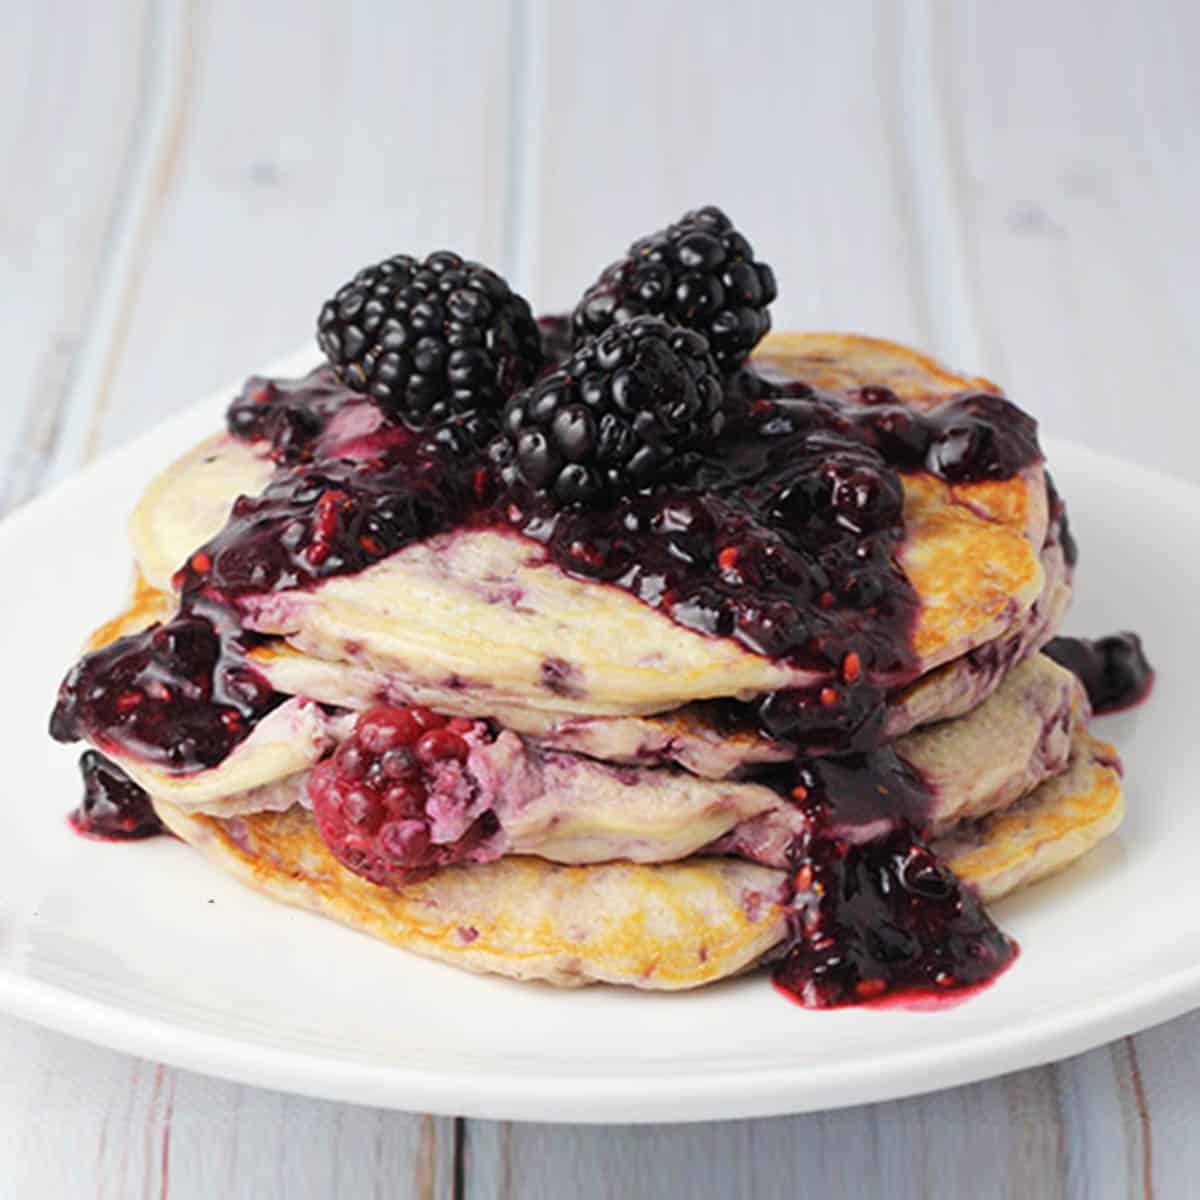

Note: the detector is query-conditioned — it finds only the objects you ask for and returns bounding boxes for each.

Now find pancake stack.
[50,212,1141,1007]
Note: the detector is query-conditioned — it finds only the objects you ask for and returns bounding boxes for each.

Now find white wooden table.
[3,1,1198,1194]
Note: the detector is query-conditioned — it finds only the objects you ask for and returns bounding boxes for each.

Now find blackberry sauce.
[70,751,163,840]
[51,593,282,774]
[536,314,574,366]
[51,330,1048,1008]
[226,367,349,464]
[1044,633,1154,715]
[775,825,1015,1007]
[758,748,1014,1007]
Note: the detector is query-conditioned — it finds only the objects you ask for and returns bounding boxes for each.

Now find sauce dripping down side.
[70,751,162,840]
[766,751,1016,1008]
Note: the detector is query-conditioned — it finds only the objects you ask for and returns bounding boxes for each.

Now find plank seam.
[1123,1037,1155,1198]
[39,0,201,488]
[453,1115,466,1200]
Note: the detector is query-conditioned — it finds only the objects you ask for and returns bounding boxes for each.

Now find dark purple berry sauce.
[50,594,282,773]
[774,823,1015,1008]
[536,314,574,366]
[50,342,1044,769]
[1044,633,1154,715]
[226,368,349,464]
[503,365,1041,752]
[50,380,485,774]
[69,751,163,840]
[759,747,1013,1008]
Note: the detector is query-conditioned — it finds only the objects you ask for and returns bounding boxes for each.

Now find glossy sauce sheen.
[1044,633,1154,714]
[48,326,1089,1009]
[70,751,163,840]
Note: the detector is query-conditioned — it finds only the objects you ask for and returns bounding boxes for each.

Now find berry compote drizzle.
[1044,632,1154,714]
[70,751,163,840]
[754,746,1016,1007]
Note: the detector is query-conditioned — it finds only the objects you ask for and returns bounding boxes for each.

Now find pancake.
[131,432,275,594]
[245,523,1069,771]
[152,727,1121,990]
[889,532,1071,735]
[76,572,1083,867]
[933,733,1124,902]
[154,798,789,989]
[128,333,1051,723]
[95,520,1066,790]
[145,651,1080,869]
[750,332,998,406]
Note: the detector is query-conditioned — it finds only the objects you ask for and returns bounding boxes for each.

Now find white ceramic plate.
[0,352,1192,1124]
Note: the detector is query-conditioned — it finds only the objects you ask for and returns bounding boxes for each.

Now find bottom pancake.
[153,730,1122,991]
[154,798,788,988]
[933,732,1124,902]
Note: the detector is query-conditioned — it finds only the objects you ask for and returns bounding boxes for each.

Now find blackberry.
[308,705,499,886]
[501,316,723,505]
[316,251,543,425]
[572,206,777,371]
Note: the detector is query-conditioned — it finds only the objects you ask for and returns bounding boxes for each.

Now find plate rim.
[1,953,1197,1123]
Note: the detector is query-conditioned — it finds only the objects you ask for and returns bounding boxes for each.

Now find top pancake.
[130,333,1048,718]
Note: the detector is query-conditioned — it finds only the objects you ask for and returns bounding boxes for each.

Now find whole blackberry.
[572,206,777,371]
[316,251,543,424]
[309,704,500,886]
[501,316,723,505]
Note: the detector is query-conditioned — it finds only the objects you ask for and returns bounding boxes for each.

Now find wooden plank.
[462,1075,1031,1200]
[469,1,1063,1187]
[0,1015,454,1199]
[465,0,1197,1195]
[518,0,931,345]
[463,1041,1166,1200]
[934,0,1200,474]
[472,1,1014,1191]
[0,0,154,513]
[1121,1014,1200,1198]
[934,5,1200,1190]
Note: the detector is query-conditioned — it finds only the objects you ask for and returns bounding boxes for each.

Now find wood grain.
[2,0,1198,1195]
[521,0,930,345]
[0,1015,454,1198]
[936,0,1200,476]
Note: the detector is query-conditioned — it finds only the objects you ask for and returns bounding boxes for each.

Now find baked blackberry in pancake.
[49,213,1151,1008]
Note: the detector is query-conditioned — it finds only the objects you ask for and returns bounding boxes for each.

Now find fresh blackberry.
[501,316,723,505]
[572,206,777,371]
[316,251,543,425]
